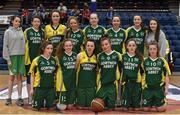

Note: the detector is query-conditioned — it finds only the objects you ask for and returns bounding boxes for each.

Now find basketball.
[91,98,105,112]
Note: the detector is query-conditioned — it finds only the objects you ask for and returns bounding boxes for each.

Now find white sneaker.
[28,97,32,105]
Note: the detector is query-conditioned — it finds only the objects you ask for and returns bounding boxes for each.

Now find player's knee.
[156,106,166,112]
[143,107,150,112]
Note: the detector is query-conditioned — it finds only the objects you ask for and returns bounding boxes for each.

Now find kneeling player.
[142,41,171,112]
[29,41,58,110]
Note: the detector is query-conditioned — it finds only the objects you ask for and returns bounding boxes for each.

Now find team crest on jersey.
[130,32,134,36]
[119,33,124,37]
[157,61,162,66]
[112,55,117,60]
[140,32,144,36]
[98,29,102,33]
[51,60,55,65]
[136,33,139,37]
[115,33,118,37]
[134,58,139,62]
[100,55,105,60]
[87,29,91,33]
[109,33,113,37]
[107,56,110,60]
[30,31,34,36]
[63,56,67,61]
[146,61,150,66]
[77,34,81,38]
[40,61,45,65]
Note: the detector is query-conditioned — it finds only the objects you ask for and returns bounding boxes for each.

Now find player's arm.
[75,53,81,70]
[125,27,130,42]
[122,29,127,54]
[80,29,85,52]
[24,29,31,65]
[29,57,38,96]
[141,61,146,89]
[96,54,101,92]
[162,57,171,95]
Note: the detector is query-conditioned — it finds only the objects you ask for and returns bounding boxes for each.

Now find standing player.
[126,15,146,55]
[56,39,77,110]
[3,16,26,106]
[106,16,126,54]
[121,39,143,111]
[24,15,44,104]
[145,18,167,58]
[96,36,121,110]
[83,13,106,54]
[30,41,58,110]
[65,16,84,54]
[76,39,97,109]
[44,9,66,54]
[142,41,171,112]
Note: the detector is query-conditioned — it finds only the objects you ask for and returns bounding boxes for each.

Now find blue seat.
[171,45,175,52]
[175,30,180,35]
[174,58,180,65]
[163,25,172,30]
[165,30,175,35]
[175,46,180,52]
[173,52,180,58]
[0,64,8,70]
[171,40,180,46]
[0,44,2,50]
[0,57,6,64]
[168,34,178,40]
[173,25,180,30]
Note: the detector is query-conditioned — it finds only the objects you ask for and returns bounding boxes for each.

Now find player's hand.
[7,60,12,66]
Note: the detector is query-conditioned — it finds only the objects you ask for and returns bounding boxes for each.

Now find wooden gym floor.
[0,74,180,114]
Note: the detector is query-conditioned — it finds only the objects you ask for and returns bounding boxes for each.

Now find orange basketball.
[91,98,105,112]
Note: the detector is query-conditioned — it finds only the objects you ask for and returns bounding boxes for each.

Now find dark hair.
[10,15,21,26]
[85,39,96,55]
[112,15,121,21]
[133,15,144,29]
[148,18,160,42]
[125,38,143,61]
[31,15,42,22]
[147,40,159,57]
[56,39,73,60]
[50,9,61,24]
[67,16,79,28]
[112,15,121,26]
[39,41,53,54]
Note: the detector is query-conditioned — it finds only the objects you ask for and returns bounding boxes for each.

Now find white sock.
[18,95,22,99]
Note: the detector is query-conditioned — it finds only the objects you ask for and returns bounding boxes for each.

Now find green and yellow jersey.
[76,51,97,88]
[98,50,121,85]
[121,53,142,83]
[60,52,77,90]
[83,25,106,53]
[24,27,44,65]
[29,55,58,88]
[44,24,66,48]
[65,29,84,53]
[107,27,126,53]
[142,57,171,88]
[126,26,146,54]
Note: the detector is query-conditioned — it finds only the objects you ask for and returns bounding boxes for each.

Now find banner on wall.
[0,15,12,25]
